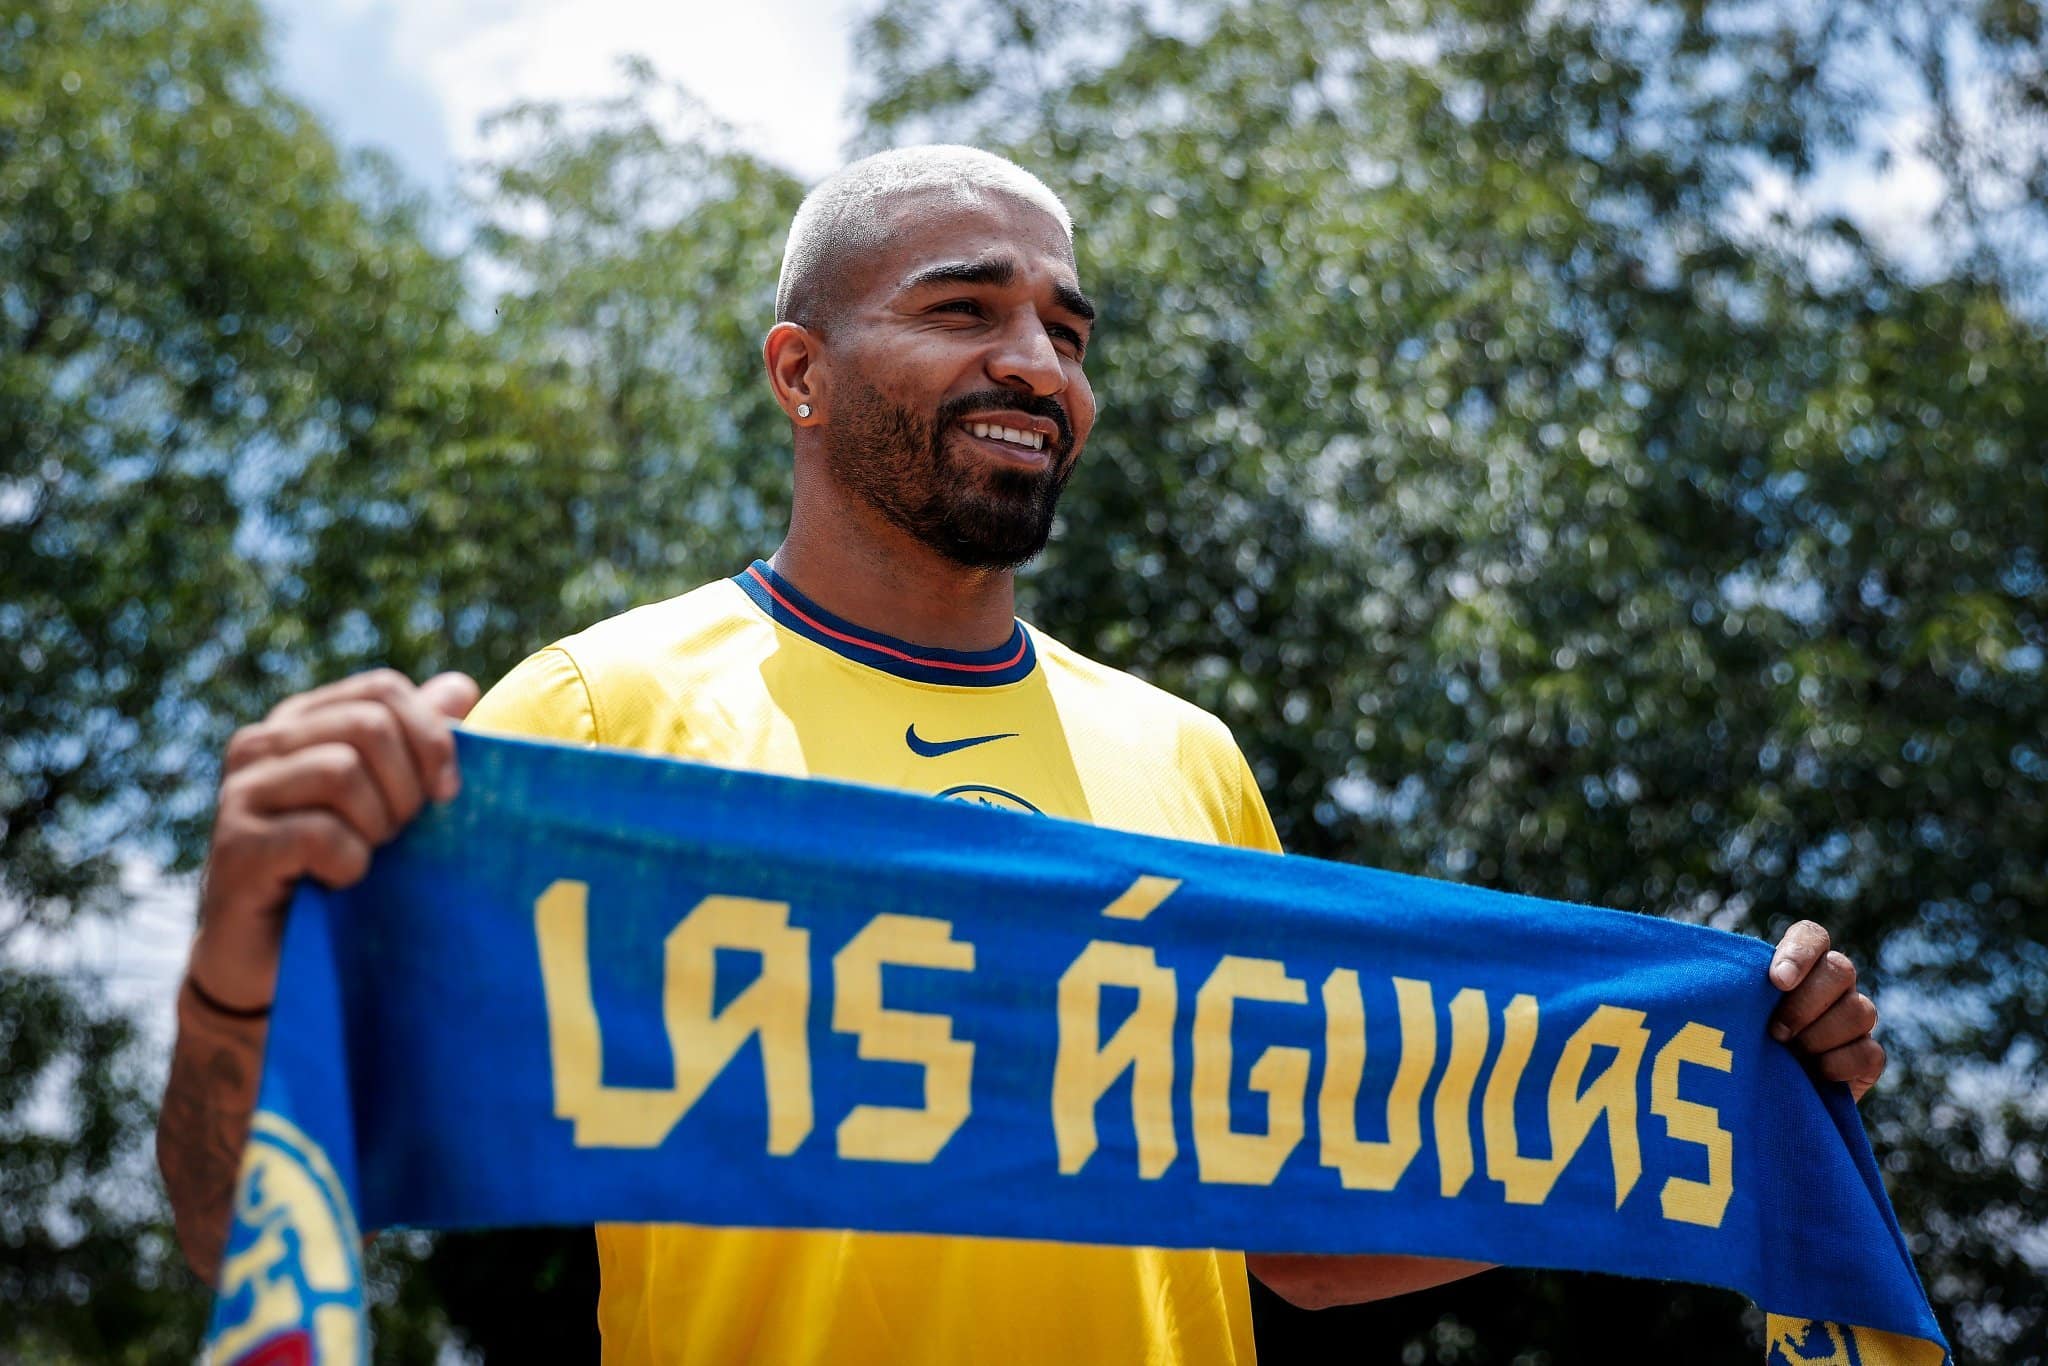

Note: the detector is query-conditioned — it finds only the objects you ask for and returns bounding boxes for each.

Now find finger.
[193,778,378,1001]
[1793,990,1878,1056]
[266,667,415,724]
[235,743,396,846]
[204,800,376,929]
[264,809,374,889]
[302,670,462,802]
[1771,949,1857,1041]
[1814,1038,1886,1098]
[224,701,423,828]
[420,671,481,721]
[1768,919,1831,991]
[373,677,464,802]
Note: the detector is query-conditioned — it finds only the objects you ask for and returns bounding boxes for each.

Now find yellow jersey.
[467,559,1282,1366]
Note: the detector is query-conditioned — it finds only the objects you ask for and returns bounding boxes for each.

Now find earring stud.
[796,403,812,419]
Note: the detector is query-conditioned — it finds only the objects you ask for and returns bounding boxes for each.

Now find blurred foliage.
[1,0,470,1356]
[275,60,802,696]
[856,1,2048,1359]
[0,965,201,1363]
[2,0,2044,1361]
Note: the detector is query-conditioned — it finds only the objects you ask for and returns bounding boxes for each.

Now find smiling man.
[159,146,1887,1364]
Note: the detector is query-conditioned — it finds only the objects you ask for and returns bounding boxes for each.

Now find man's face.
[815,192,1097,571]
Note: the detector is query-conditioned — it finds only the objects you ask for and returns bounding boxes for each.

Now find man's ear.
[764,322,824,426]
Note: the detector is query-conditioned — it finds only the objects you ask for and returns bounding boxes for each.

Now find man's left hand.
[1767,920,1885,1101]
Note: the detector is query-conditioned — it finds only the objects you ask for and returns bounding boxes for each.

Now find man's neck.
[770,494,1018,654]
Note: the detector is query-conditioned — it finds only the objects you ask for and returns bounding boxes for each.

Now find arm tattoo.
[158,984,266,1286]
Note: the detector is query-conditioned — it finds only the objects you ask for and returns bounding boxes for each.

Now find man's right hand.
[161,668,477,1283]
[187,669,480,1011]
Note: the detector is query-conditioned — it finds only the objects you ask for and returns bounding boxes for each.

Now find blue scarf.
[206,732,1947,1365]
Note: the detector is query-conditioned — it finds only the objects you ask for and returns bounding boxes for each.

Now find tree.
[849,1,2048,1360]
[1,0,469,1354]
[3,7,803,1354]
[275,61,804,694]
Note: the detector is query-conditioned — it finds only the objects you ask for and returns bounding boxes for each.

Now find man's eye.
[934,300,984,316]
[1049,325,1086,355]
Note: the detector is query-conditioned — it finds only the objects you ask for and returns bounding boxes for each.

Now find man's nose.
[987,312,1066,396]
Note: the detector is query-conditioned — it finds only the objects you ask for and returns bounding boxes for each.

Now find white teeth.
[964,421,1046,452]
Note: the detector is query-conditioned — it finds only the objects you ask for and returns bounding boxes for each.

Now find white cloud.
[266,0,459,190]
[265,0,859,194]
[1811,109,1951,280]
[1725,104,1953,287]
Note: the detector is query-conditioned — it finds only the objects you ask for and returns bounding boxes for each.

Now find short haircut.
[774,145,1075,330]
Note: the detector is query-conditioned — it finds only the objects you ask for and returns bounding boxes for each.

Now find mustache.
[935,389,1074,453]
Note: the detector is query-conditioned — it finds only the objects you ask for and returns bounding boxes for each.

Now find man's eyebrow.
[900,259,1017,293]
[1051,281,1097,324]
[899,258,1098,324]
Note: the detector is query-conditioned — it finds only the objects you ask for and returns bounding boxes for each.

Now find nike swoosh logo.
[905,724,1018,758]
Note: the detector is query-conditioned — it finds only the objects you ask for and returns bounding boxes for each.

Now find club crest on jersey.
[206,1111,365,1366]
[937,782,1042,814]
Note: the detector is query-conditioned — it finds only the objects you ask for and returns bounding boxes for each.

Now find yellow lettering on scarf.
[1653,1022,1735,1227]
[1483,998,1650,1208]
[1434,987,1491,1196]
[531,871,1753,1233]
[1193,956,1311,1186]
[833,914,977,1163]
[1319,973,1435,1191]
[1053,938,1179,1178]
[535,880,813,1152]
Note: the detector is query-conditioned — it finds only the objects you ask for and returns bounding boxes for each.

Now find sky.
[264,0,1954,274]
[263,0,862,198]
[249,0,1971,287]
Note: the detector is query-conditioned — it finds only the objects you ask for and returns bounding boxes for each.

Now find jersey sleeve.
[1229,747,1284,855]
[463,646,598,745]
[1178,708,1285,855]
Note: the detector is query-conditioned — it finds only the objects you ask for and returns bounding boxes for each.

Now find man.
[159,146,1887,1363]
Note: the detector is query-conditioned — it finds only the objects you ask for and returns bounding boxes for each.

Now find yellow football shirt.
[466,560,1283,1366]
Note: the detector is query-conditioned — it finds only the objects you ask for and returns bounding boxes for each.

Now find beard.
[821,384,1077,571]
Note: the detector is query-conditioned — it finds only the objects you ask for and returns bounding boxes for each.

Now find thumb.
[421,671,482,721]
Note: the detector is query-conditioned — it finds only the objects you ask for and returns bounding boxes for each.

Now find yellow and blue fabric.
[208,733,1948,1366]
[205,565,1947,1366]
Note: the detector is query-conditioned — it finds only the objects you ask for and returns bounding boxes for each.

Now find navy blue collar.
[732,561,1038,687]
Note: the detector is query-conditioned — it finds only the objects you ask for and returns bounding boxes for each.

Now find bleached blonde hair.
[775,145,1074,326]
